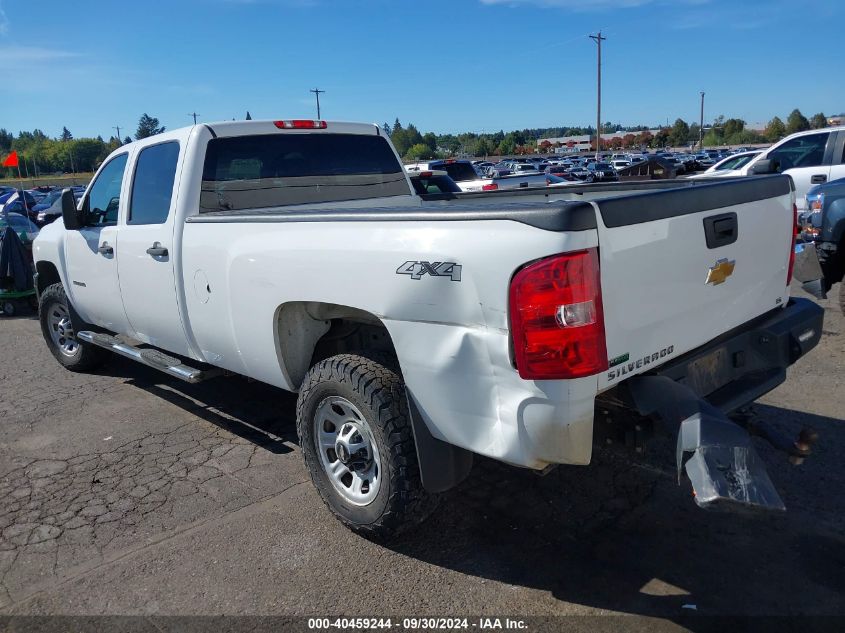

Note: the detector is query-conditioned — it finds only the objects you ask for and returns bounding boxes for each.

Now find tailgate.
[595,176,795,392]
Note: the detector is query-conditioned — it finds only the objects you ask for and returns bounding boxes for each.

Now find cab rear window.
[200,133,408,211]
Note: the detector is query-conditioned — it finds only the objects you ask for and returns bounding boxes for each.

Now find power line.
[589,31,606,159]
[310,88,325,119]
[188,112,201,124]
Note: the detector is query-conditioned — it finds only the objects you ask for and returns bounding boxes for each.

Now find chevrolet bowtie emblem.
[706,258,736,286]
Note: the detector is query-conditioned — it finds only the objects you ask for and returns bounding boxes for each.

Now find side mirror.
[61,188,83,230]
[750,158,777,175]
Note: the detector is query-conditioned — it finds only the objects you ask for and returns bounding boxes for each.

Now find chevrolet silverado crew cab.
[34,119,824,537]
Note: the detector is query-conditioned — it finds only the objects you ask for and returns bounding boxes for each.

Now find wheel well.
[276,302,396,390]
[35,261,61,295]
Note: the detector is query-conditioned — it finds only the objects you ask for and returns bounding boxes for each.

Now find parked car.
[32,189,63,214]
[36,189,83,226]
[1,190,39,223]
[689,151,762,180]
[479,172,554,191]
[406,159,486,192]
[0,211,40,244]
[586,162,618,182]
[799,178,845,310]
[568,164,591,180]
[695,153,715,168]
[545,165,578,180]
[744,126,845,211]
[407,170,462,196]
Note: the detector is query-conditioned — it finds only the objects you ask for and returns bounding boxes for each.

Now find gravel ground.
[0,284,843,630]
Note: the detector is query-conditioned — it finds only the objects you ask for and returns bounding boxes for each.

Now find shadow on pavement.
[104,356,298,455]
[87,356,845,622]
[388,403,845,622]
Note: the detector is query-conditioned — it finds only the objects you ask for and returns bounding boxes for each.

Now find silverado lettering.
[606,346,675,381]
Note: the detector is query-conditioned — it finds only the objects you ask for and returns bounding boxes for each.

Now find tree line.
[388,108,834,159]
[1,113,166,177]
[3,108,836,178]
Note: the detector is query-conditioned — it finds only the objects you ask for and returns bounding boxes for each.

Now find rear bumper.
[647,298,823,413]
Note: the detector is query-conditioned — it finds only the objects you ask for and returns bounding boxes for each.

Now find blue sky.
[1,0,842,139]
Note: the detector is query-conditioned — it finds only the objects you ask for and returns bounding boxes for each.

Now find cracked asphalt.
[0,284,844,627]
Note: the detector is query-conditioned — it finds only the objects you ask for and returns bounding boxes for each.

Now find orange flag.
[2,150,18,168]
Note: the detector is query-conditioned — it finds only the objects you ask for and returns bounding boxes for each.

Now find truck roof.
[201,119,383,138]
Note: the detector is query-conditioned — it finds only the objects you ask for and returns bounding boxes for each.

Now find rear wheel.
[39,283,106,371]
[296,353,436,539]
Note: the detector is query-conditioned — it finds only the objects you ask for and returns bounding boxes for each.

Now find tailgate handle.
[703,212,738,249]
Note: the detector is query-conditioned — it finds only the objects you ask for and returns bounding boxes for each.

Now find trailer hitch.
[625,376,786,512]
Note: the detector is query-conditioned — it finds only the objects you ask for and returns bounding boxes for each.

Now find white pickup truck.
[34,119,824,537]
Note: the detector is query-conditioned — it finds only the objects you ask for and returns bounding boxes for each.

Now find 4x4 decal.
[396,261,462,282]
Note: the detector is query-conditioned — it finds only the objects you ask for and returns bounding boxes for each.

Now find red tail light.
[482,183,498,191]
[787,203,798,286]
[273,120,327,129]
[419,171,433,178]
[509,249,607,380]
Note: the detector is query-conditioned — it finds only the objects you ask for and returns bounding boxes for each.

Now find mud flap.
[626,376,785,512]
[793,243,827,300]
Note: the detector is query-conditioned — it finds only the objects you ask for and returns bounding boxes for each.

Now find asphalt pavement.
[0,284,843,630]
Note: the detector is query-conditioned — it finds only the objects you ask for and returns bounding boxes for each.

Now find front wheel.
[296,354,437,539]
[39,283,106,372]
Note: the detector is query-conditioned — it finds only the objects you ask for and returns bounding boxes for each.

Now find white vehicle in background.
[611,159,632,170]
[33,118,823,538]
[743,126,845,210]
[405,159,488,192]
[689,151,762,180]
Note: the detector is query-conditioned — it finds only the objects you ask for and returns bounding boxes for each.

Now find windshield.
[411,175,461,195]
[42,190,62,206]
[434,162,479,182]
[0,212,38,234]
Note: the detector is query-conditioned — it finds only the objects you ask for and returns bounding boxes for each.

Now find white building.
[538,129,664,153]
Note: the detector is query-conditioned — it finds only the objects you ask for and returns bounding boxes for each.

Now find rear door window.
[129,141,180,225]
[200,133,408,211]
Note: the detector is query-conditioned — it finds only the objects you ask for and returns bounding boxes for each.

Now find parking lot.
[0,284,844,626]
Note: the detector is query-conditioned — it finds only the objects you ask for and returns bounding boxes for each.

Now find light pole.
[699,91,705,150]
[589,31,606,159]
[310,88,325,119]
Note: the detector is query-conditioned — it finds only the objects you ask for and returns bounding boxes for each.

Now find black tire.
[296,353,437,539]
[2,301,14,316]
[39,283,106,372]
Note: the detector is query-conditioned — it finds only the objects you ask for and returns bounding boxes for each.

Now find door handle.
[146,242,169,257]
[810,174,827,184]
[97,242,114,255]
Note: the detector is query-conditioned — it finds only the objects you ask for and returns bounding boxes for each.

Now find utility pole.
[188,112,200,125]
[310,88,325,119]
[589,32,606,160]
[113,126,122,144]
[699,91,705,150]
